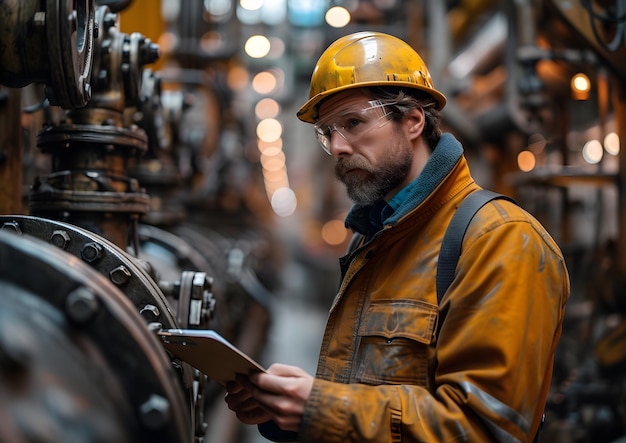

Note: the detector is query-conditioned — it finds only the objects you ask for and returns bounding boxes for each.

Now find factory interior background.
[1,0,626,442]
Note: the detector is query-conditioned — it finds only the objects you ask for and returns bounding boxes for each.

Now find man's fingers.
[224,384,273,425]
[266,363,309,377]
[225,380,245,394]
[247,364,311,394]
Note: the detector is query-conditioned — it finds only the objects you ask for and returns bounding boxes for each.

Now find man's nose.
[328,129,353,157]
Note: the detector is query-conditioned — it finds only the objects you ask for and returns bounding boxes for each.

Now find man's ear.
[404,107,425,141]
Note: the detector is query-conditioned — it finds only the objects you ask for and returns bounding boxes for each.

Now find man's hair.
[365,87,442,151]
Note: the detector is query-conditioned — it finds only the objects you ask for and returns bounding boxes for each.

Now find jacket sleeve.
[297,212,569,443]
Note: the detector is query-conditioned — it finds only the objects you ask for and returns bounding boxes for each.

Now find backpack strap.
[435,190,546,441]
[436,190,517,304]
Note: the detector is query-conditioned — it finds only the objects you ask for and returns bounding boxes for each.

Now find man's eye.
[345,118,362,130]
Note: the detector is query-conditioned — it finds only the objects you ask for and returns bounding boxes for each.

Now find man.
[225,31,569,443]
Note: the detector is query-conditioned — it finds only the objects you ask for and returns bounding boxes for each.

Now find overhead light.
[517,150,536,172]
[582,139,603,164]
[270,187,297,218]
[321,219,348,245]
[226,65,249,91]
[255,98,281,119]
[245,35,271,58]
[604,132,620,156]
[571,72,590,100]
[325,6,350,28]
[256,118,282,142]
[240,0,263,11]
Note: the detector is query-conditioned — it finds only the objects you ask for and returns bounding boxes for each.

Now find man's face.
[317,90,413,206]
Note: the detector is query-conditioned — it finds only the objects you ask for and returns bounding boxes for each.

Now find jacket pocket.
[355,299,438,386]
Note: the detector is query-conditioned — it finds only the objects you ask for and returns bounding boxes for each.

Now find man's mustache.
[335,157,373,177]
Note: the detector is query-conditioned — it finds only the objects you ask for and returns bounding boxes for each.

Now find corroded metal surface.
[0,0,95,108]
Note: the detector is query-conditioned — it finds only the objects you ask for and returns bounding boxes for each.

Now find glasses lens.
[314,125,333,154]
[314,101,392,154]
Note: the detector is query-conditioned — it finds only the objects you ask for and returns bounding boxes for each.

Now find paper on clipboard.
[158,329,266,385]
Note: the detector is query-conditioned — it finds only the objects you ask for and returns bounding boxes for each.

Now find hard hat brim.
[296,81,447,124]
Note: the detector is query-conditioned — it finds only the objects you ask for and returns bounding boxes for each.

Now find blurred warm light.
[259,145,282,156]
[261,158,285,173]
[258,138,282,152]
[604,132,620,156]
[270,187,297,217]
[255,98,280,119]
[263,168,288,183]
[265,180,286,197]
[582,139,603,164]
[325,6,351,28]
[240,0,263,10]
[226,65,250,91]
[260,151,286,171]
[200,31,224,53]
[267,37,286,59]
[517,150,536,172]
[256,118,282,142]
[571,73,590,100]
[571,73,590,92]
[252,71,277,94]
[157,32,178,53]
[321,219,348,245]
[244,34,271,58]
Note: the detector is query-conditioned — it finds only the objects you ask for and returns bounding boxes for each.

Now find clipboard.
[158,329,266,385]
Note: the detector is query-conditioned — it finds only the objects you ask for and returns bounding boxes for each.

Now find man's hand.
[225,363,314,432]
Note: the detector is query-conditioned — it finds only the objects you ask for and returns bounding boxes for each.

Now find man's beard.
[334,144,413,206]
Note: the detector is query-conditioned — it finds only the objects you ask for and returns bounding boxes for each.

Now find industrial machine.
[0,1,272,441]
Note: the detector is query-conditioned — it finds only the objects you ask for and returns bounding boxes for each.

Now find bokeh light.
[321,219,348,245]
[582,139,603,164]
[325,6,351,28]
[244,34,271,58]
[517,150,536,172]
[604,132,620,156]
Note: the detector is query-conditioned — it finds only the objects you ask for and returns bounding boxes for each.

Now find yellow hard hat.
[297,31,447,123]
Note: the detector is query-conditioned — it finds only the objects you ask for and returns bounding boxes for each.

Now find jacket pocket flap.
[358,299,438,345]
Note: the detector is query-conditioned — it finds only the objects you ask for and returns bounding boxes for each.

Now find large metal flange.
[0,215,175,327]
[45,0,96,108]
[0,228,193,442]
[36,121,149,156]
[28,181,151,217]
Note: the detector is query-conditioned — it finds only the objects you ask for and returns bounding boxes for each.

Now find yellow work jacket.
[261,134,569,442]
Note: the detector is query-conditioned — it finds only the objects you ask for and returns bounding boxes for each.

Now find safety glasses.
[314,100,394,154]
